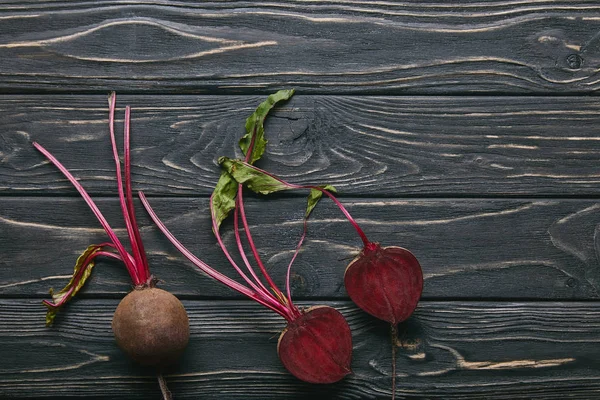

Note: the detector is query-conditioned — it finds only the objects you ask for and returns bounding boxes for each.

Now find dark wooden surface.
[1,2,600,399]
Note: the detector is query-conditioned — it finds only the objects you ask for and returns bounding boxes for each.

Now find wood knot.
[566,54,583,69]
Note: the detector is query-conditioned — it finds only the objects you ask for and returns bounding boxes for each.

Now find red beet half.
[344,244,423,325]
[113,287,190,367]
[278,306,352,384]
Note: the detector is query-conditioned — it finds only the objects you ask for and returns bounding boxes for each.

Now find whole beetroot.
[34,93,189,399]
[112,287,190,367]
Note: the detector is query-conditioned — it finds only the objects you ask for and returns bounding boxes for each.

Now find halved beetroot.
[344,244,423,325]
[277,306,352,384]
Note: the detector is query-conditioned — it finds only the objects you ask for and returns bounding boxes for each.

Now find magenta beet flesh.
[277,306,352,384]
[344,244,423,325]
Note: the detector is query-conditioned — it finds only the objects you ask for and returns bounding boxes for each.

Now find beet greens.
[140,90,353,383]
[218,116,423,400]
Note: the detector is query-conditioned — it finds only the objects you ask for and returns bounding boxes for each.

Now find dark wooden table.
[2,2,600,399]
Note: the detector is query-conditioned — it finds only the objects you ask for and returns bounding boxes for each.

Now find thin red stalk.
[233,197,273,297]
[32,142,140,284]
[102,242,137,267]
[206,195,280,300]
[234,122,298,317]
[238,124,284,296]
[210,194,294,320]
[95,250,125,261]
[139,191,293,320]
[209,196,279,301]
[284,218,308,319]
[240,161,371,247]
[123,104,150,281]
[237,188,286,296]
[308,187,371,248]
[107,93,145,282]
[42,248,124,308]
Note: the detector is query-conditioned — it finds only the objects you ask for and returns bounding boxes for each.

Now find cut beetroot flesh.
[277,306,352,384]
[344,244,423,325]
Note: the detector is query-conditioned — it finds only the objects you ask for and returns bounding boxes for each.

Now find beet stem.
[107,93,145,285]
[157,373,173,400]
[235,122,298,318]
[123,103,150,281]
[239,123,286,301]
[139,191,293,320]
[237,188,287,299]
[284,217,308,319]
[313,188,371,248]
[209,117,299,319]
[32,142,139,283]
[209,193,293,319]
[234,161,372,247]
[210,193,295,320]
[391,324,398,400]
[234,196,273,297]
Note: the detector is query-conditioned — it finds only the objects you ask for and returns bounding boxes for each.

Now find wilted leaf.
[44,244,104,326]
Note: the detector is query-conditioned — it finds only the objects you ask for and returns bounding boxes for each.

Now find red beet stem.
[238,123,288,303]
[209,192,293,318]
[232,160,372,248]
[123,104,150,280]
[284,218,308,319]
[237,188,288,299]
[32,142,141,284]
[139,191,295,321]
[311,187,371,248]
[234,196,272,296]
[107,93,148,284]
[232,123,300,317]
[208,193,296,320]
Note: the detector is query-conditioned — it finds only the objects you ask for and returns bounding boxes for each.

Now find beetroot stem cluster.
[35,93,152,320]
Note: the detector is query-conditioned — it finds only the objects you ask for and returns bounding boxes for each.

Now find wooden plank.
[2,197,599,299]
[0,2,599,93]
[2,95,600,196]
[1,299,599,399]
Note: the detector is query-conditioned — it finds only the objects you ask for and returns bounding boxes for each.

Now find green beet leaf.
[211,169,240,231]
[239,89,295,165]
[305,185,337,218]
[219,157,336,219]
[211,89,295,232]
[219,157,289,194]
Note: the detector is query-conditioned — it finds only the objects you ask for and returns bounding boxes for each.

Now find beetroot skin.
[112,287,190,367]
[277,306,352,384]
[344,244,423,325]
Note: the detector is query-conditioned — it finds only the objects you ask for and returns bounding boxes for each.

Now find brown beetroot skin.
[345,244,423,325]
[112,287,190,367]
[277,306,352,384]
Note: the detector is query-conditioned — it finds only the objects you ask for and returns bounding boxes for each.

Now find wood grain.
[2,197,599,299]
[2,95,600,196]
[0,2,599,93]
[1,299,599,399]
